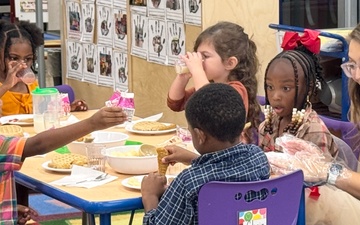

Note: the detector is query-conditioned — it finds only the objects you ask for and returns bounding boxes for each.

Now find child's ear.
[194,128,206,145]
[225,56,238,70]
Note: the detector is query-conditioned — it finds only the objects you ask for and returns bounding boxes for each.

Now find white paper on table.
[49,165,118,189]
[60,115,80,126]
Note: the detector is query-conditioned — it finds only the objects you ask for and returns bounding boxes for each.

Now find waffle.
[48,153,88,169]
[156,147,169,176]
[76,134,94,143]
[133,121,176,131]
[0,125,24,137]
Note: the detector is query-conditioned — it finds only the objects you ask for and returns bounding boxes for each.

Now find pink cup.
[16,67,36,84]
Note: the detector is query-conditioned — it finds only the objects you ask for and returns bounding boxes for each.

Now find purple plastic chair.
[53,84,75,103]
[198,170,305,225]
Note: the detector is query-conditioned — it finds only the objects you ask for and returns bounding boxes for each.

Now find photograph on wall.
[113,0,127,8]
[167,21,185,65]
[113,7,128,50]
[82,43,98,84]
[130,0,147,6]
[114,50,129,92]
[14,0,48,23]
[131,11,148,59]
[66,1,82,40]
[66,40,83,81]
[165,0,183,22]
[97,45,115,87]
[96,4,114,45]
[184,0,201,26]
[147,0,166,18]
[81,2,95,43]
[148,18,167,64]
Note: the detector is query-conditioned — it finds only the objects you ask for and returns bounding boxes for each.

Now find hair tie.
[281,29,321,54]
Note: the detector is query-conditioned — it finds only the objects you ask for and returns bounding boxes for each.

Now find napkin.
[49,165,117,188]
[60,115,80,127]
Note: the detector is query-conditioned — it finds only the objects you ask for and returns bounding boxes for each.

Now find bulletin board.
[14,0,48,23]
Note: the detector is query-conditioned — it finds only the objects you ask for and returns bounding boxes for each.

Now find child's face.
[5,40,33,72]
[196,42,229,82]
[265,59,307,119]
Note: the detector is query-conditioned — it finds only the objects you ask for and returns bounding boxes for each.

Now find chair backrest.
[198,170,305,225]
[53,84,75,103]
[332,134,359,171]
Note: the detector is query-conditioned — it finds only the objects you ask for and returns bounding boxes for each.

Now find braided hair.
[193,21,261,144]
[0,20,44,73]
[263,45,325,135]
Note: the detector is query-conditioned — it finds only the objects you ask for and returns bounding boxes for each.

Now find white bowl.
[67,131,129,156]
[103,145,158,175]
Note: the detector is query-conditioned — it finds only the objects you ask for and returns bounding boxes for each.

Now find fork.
[75,173,108,184]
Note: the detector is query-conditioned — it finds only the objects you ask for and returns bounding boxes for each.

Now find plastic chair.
[332,134,359,171]
[198,170,305,225]
[53,84,75,103]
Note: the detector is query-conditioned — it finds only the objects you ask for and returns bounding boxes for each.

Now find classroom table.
[15,110,184,225]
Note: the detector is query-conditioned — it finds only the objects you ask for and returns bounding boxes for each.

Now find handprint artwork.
[169,23,183,55]
[115,12,127,40]
[116,54,127,83]
[188,0,200,13]
[151,21,165,57]
[69,43,81,71]
[100,7,111,36]
[134,16,146,48]
[166,0,181,10]
[85,45,96,73]
[151,0,161,8]
[99,51,112,77]
[83,4,94,33]
[69,3,80,31]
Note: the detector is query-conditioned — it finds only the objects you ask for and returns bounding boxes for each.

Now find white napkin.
[49,165,118,188]
[60,115,80,126]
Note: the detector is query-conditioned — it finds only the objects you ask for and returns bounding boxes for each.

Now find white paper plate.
[125,122,176,135]
[121,175,176,190]
[42,161,72,173]
[0,114,34,126]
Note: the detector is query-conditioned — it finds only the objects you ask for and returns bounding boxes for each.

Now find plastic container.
[119,92,135,122]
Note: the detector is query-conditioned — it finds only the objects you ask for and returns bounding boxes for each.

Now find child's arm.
[22,107,127,159]
[168,72,192,101]
[335,169,360,200]
[141,172,167,212]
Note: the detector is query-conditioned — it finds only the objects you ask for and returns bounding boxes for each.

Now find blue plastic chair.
[198,170,305,225]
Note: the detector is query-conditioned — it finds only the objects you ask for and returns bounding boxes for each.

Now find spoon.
[139,144,157,156]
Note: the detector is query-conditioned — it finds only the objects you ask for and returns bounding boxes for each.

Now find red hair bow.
[281,29,321,54]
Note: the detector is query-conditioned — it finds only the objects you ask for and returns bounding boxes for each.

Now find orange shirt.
[0,81,38,116]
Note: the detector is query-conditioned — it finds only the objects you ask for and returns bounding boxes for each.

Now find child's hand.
[141,172,167,199]
[17,204,38,225]
[180,52,204,75]
[3,61,26,88]
[88,106,127,129]
[70,99,88,111]
[162,145,198,165]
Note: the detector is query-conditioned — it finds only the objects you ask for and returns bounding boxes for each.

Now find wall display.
[66,40,84,81]
[167,21,185,65]
[82,43,98,84]
[147,0,166,17]
[113,0,127,8]
[184,0,201,26]
[81,2,95,43]
[97,45,115,87]
[97,0,113,6]
[113,7,128,50]
[15,0,48,23]
[165,0,183,22]
[148,18,167,64]
[130,0,147,6]
[131,11,149,60]
[66,0,82,40]
[96,4,114,46]
[114,50,129,92]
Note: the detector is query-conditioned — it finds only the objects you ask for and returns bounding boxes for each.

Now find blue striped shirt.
[143,143,270,225]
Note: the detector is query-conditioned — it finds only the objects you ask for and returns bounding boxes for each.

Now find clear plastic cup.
[16,67,36,84]
[86,144,106,172]
[175,60,190,74]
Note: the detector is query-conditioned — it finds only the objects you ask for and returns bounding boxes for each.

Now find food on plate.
[76,134,94,143]
[156,147,169,175]
[110,149,141,157]
[48,153,88,169]
[0,125,24,137]
[127,176,141,188]
[9,118,34,123]
[132,121,176,131]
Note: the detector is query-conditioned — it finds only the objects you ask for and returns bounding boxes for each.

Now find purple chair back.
[198,170,305,225]
[53,84,75,103]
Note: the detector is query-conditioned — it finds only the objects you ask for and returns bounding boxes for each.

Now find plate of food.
[121,175,176,190]
[42,153,88,173]
[125,121,177,135]
[0,114,34,126]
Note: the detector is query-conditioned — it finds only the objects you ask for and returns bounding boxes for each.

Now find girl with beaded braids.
[0,20,87,116]
[167,21,261,144]
[258,30,338,157]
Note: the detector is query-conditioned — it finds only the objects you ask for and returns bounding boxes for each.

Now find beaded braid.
[263,46,324,135]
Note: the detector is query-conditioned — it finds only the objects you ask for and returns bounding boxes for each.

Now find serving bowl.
[102,145,158,174]
[67,131,129,156]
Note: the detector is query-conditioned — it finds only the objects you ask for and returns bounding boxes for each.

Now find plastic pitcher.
[32,87,60,133]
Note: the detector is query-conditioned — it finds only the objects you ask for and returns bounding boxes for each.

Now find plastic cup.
[175,60,190,74]
[17,67,36,84]
[86,144,106,172]
[176,126,192,142]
